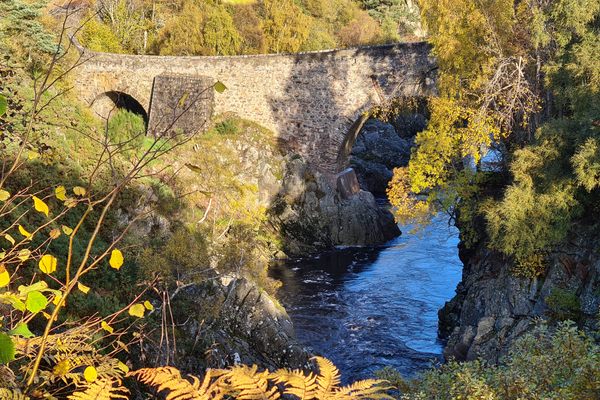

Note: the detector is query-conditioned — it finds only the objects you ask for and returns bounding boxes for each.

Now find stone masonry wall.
[73,43,435,172]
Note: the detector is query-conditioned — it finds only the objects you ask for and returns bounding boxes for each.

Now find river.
[270,214,463,382]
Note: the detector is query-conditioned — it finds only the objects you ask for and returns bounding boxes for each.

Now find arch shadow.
[91,91,149,125]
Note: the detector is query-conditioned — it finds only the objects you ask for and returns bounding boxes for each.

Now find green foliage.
[0,94,7,117]
[137,227,210,282]
[79,17,124,53]
[384,322,600,399]
[0,333,16,364]
[152,0,242,56]
[0,0,57,55]
[107,109,146,144]
[545,288,581,321]
[80,0,421,56]
[360,0,421,37]
[214,118,240,136]
[389,0,600,277]
[572,137,600,192]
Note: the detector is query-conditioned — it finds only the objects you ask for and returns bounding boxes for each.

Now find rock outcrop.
[269,156,400,256]
[350,117,425,195]
[439,229,600,363]
[139,277,311,373]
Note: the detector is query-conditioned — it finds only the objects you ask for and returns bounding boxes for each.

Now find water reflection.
[270,215,462,382]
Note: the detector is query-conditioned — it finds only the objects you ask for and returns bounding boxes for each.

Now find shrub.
[214,119,240,136]
[545,288,582,321]
[382,322,600,400]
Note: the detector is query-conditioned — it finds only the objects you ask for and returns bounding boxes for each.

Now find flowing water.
[270,215,463,382]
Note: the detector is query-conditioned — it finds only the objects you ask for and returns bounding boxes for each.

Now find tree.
[260,0,312,53]
[152,0,242,56]
[387,0,600,274]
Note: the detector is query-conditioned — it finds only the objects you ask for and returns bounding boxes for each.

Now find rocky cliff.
[350,116,425,196]
[269,156,400,256]
[440,228,600,363]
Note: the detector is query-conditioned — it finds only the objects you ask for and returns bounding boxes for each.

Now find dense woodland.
[79,0,422,55]
[0,0,599,398]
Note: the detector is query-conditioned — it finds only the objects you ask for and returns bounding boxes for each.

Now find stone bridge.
[73,43,435,173]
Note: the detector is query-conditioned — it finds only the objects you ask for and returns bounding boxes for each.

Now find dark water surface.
[270,215,462,382]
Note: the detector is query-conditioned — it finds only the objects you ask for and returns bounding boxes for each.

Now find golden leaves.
[39,255,57,274]
[101,321,114,334]
[32,196,49,217]
[0,265,10,288]
[77,282,90,294]
[55,186,67,201]
[18,225,32,239]
[109,249,123,270]
[128,304,145,318]
[143,301,154,311]
[0,190,10,202]
[83,366,97,383]
[73,186,86,197]
[49,228,61,239]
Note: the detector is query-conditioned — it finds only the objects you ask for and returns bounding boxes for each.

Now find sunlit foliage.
[380,322,600,400]
[388,0,600,274]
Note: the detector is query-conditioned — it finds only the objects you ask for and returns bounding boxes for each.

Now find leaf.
[177,92,189,108]
[143,300,154,311]
[0,293,25,311]
[55,186,67,201]
[77,282,90,294]
[62,225,73,235]
[27,150,39,160]
[73,186,86,196]
[214,81,227,93]
[128,303,145,318]
[53,359,71,376]
[0,265,9,288]
[9,323,34,338]
[17,249,31,262]
[84,366,98,383]
[117,361,129,374]
[32,196,49,217]
[39,254,57,274]
[0,190,10,202]
[0,94,7,117]
[26,290,48,314]
[4,234,14,246]
[64,198,78,208]
[0,332,15,364]
[101,321,114,334]
[18,225,32,239]
[52,293,63,306]
[185,163,203,173]
[49,228,61,239]
[18,281,48,296]
[109,249,123,270]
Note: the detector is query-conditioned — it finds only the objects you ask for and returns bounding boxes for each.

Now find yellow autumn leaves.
[109,249,123,270]
[39,255,57,274]
[128,300,154,318]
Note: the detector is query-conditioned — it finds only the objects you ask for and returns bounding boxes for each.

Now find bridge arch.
[336,96,430,172]
[90,91,149,124]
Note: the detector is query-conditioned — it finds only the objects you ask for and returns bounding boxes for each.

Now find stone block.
[148,74,214,137]
[336,168,361,199]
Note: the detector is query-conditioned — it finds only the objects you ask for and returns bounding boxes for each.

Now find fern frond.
[0,388,29,400]
[129,366,227,400]
[67,378,129,400]
[314,357,341,396]
[335,379,394,399]
[270,369,318,399]
[220,365,279,400]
